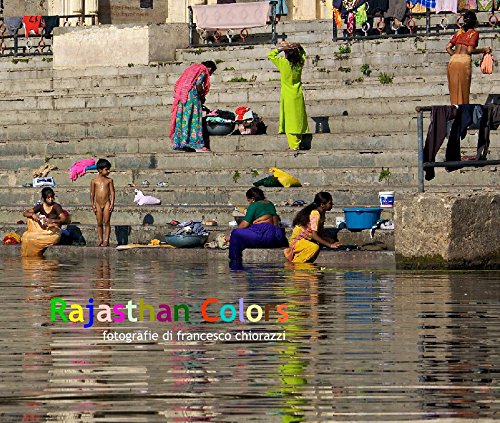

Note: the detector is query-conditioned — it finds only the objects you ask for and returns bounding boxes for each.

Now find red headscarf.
[169,63,211,138]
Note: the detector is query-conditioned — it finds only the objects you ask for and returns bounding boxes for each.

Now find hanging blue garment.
[409,0,436,9]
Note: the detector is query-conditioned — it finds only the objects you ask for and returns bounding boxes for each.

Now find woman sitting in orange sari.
[284,192,341,263]
[21,187,67,257]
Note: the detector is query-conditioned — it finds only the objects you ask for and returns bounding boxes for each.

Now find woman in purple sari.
[229,187,288,263]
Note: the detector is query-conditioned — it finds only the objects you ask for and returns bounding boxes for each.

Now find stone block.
[395,191,500,269]
[53,24,189,69]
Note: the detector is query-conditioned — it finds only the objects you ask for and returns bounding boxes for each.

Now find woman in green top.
[268,42,309,151]
[229,187,287,263]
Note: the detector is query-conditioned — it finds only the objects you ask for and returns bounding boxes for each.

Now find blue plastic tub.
[342,207,382,231]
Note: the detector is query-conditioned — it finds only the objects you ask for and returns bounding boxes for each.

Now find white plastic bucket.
[379,191,395,208]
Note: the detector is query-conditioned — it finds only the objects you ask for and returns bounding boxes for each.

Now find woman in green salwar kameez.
[268,43,309,151]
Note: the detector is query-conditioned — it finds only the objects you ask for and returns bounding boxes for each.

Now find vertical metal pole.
[417,110,425,192]
[425,8,431,34]
[13,35,18,56]
[332,9,337,41]
[188,6,194,48]
[271,1,277,44]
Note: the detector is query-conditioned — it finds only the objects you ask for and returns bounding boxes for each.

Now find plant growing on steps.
[360,64,371,77]
[250,169,259,178]
[338,45,351,54]
[334,44,351,60]
[229,77,248,83]
[233,171,241,183]
[338,66,351,73]
[378,72,394,84]
[378,167,391,183]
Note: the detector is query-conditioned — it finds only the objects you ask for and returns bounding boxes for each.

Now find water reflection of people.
[21,187,67,257]
[272,262,322,421]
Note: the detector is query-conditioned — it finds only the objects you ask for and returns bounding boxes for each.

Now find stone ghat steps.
[1,184,493,209]
[2,131,495,156]
[0,150,432,171]
[0,203,399,226]
[5,163,498,188]
[2,108,498,141]
[1,148,499,171]
[0,54,494,92]
[0,78,496,115]
[1,72,496,105]
[176,32,500,61]
[0,221,395,248]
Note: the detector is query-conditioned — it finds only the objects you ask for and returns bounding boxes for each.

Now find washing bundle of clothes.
[205,107,266,135]
[170,221,209,237]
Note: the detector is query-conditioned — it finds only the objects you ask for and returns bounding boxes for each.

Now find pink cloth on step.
[192,2,270,30]
[435,0,457,13]
[68,158,96,181]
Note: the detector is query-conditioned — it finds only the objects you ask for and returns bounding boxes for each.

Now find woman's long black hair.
[292,192,332,227]
[246,187,266,201]
[462,11,478,31]
[285,46,304,68]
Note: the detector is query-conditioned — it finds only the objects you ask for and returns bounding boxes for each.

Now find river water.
[0,255,498,421]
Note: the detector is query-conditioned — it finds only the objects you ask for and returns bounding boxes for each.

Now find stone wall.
[395,191,500,269]
[99,0,168,25]
[4,0,48,15]
[53,23,189,68]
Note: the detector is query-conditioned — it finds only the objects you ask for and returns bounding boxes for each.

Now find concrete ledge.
[53,24,189,68]
[0,245,395,269]
[395,191,500,269]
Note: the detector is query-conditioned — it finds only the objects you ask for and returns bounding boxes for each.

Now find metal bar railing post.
[188,6,194,48]
[13,34,18,56]
[271,1,277,44]
[425,8,431,34]
[332,9,337,41]
[417,109,425,192]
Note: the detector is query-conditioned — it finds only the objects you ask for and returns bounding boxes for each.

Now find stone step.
[0,50,492,94]
[3,107,498,140]
[176,32,500,61]
[0,203,397,226]
[0,75,496,116]
[0,149,429,171]
[0,220,395,248]
[2,131,496,156]
[0,184,417,207]
[5,163,499,191]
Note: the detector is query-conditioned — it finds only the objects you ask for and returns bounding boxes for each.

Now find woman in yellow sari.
[284,192,340,263]
[22,187,67,257]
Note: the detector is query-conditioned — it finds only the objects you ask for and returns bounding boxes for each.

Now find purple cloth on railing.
[4,17,23,36]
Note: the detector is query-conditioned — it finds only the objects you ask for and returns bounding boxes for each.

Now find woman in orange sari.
[284,192,340,263]
[21,188,67,257]
[446,11,492,105]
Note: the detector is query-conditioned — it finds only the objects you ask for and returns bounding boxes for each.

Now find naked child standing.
[90,159,115,247]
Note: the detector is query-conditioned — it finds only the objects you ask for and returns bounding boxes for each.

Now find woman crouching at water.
[285,192,341,263]
[22,187,67,257]
[228,187,288,263]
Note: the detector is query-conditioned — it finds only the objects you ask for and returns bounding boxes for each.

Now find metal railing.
[332,7,499,41]
[189,1,278,48]
[416,106,500,192]
[0,14,97,56]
